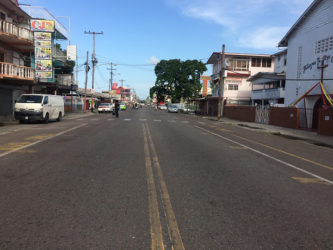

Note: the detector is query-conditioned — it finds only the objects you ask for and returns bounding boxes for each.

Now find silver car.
[167,104,178,113]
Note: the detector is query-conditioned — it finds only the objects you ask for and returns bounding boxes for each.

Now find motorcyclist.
[114,100,120,118]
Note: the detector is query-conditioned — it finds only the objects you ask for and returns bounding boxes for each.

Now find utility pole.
[119,79,125,102]
[107,63,116,103]
[217,44,226,120]
[84,31,103,90]
[84,31,103,111]
[84,51,89,113]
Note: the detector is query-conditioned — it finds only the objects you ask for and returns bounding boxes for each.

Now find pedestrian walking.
[114,100,120,118]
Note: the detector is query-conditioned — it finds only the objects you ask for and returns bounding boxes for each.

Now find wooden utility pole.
[84,31,103,111]
[119,79,125,102]
[107,63,116,103]
[84,51,89,112]
[84,31,103,90]
[217,44,226,120]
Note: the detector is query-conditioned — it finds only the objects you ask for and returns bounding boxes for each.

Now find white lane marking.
[140,119,147,121]
[153,120,162,122]
[195,125,333,185]
[124,118,131,121]
[0,123,88,159]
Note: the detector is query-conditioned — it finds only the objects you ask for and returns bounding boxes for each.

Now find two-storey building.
[207,52,274,105]
[0,0,35,119]
[248,49,287,106]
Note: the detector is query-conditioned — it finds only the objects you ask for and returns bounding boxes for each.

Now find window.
[315,37,333,54]
[252,57,271,67]
[230,58,249,71]
[251,58,261,67]
[228,84,238,90]
[262,58,271,67]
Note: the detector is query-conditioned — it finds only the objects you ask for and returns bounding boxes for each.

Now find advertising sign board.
[201,76,211,97]
[31,19,55,32]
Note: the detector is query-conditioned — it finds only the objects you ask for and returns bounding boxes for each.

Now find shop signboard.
[201,76,211,97]
[31,19,55,32]
[33,20,54,80]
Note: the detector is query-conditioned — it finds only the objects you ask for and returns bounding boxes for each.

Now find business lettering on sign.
[225,78,242,84]
[32,20,54,80]
[201,76,211,97]
[31,19,55,32]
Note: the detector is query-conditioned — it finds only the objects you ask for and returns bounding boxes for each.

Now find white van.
[15,94,64,123]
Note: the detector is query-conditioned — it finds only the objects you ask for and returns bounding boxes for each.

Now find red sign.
[201,76,210,97]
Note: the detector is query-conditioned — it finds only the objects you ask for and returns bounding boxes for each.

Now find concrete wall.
[269,107,299,129]
[224,105,256,122]
[318,108,333,136]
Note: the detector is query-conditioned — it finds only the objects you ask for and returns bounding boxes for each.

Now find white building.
[278,0,333,129]
[207,52,274,105]
[248,49,287,106]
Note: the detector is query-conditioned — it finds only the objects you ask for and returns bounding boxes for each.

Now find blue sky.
[19,0,313,99]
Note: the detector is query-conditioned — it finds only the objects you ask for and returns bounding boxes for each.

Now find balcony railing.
[0,20,33,41]
[252,87,285,100]
[0,62,35,81]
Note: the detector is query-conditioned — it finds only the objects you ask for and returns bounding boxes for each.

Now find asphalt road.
[0,108,332,249]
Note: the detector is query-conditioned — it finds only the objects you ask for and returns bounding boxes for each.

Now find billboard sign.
[33,20,54,80]
[31,19,55,32]
[201,76,211,97]
[67,45,77,61]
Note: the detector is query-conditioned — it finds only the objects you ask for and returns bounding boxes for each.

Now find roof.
[207,52,273,64]
[278,0,321,47]
[272,49,287,56]
[3,0,31,20]
[20,5,68,39]
[247,72,286,82]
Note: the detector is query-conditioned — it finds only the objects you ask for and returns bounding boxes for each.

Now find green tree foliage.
[150,59,207,103]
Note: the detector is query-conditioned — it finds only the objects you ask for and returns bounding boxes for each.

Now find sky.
[19,0,313,99]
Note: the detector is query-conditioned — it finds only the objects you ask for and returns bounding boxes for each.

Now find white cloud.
[166,0,313,50]
[146,56,160,65]
[238,26,290,50]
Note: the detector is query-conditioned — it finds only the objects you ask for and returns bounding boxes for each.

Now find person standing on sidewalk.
[114,100,120,118]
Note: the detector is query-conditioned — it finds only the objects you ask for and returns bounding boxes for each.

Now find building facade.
[207,52,274,105]
[0,0,35,119]
[278,0,333,129]
[249,49,287,106]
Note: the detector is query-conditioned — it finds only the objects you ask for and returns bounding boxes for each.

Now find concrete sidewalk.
[213,117,333,148]
[0,112,96,126]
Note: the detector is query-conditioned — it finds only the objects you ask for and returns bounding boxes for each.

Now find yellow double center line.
[142,123,185,250]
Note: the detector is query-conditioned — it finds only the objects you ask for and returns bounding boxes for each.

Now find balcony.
[0,62,35,82]
[0,20,34,51]
[252,87,285,100]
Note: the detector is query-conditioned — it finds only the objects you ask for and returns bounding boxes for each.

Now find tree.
[150,59,207,103]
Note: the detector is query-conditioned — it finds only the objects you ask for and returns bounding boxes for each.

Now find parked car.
[120,102,127,110]
[98,103,113,113]
[158,104,167,110]
[15,94,64,124]
[167,104,179,113]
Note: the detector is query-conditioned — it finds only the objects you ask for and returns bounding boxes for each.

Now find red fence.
[270,107,299,129]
